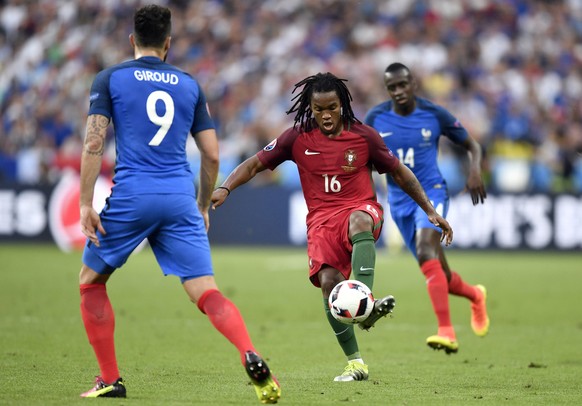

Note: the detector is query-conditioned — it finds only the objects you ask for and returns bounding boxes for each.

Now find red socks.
[80,284,119,384]
[448,271,478,302]
[197,289,255,365]
[80,283,255,383]
[420,259,454,339]
[81,285,255,381]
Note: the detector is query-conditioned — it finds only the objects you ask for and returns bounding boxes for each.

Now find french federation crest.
[421,128,432,141]
[341,149,357,172]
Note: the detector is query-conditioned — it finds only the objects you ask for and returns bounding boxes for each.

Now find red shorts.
[307,201,384,287]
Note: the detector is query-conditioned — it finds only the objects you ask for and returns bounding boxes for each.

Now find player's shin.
[421,259,455,339]
[448,271,478,301]
[197,289,255,364]
[351,231,376,290]
[323,298,359,356]
[80,283,119,384]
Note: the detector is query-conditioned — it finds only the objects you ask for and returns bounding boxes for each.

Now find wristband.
[216,186,231,196]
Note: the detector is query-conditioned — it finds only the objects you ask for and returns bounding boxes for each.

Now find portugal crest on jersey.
[341,149,357,172]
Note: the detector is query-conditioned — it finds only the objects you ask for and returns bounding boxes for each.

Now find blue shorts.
[389,187,449,258]
[82,193,213,282]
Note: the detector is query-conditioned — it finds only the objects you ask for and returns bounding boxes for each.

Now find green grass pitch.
[1,244,581,405]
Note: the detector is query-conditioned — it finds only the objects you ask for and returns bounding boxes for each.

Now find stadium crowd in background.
[1,0,582,193]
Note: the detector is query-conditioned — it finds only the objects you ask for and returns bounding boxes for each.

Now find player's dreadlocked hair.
[286,72,361,133]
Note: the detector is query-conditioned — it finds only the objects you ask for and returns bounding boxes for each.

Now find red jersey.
[257,122,400,227]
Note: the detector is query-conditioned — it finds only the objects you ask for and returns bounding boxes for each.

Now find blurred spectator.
[1,0,582,192]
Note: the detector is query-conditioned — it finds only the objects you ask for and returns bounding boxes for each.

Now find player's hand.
[80,204,106,247]
[211,188,229,210]
[428,213,453,246]
[200,209,210,233]
[466,171,487,205]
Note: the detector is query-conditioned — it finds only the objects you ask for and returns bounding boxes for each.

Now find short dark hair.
[286,72,360,133]
[133,4,171,48]
[385,62,412,76]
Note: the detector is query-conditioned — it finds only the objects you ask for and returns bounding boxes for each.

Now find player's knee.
[319,269,344,297]
[79,264,109,285]
[416,230,441,264]
[183,275,218,303]
[416,245,439,265]
[349,211,373,235]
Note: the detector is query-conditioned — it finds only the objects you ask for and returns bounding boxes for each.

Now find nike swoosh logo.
[305,149,321,155]
[359,266,374,272]
[379,132,393,137]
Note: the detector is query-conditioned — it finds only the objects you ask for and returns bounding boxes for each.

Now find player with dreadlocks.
[287,72,360,132]
[212,72,453,382]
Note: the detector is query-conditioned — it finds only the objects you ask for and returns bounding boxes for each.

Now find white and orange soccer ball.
[328,280,374,324]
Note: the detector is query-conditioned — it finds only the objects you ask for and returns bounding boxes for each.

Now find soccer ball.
[328,280,374,324]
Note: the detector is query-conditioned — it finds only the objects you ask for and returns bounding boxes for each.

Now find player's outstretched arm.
[211,155,266,209]
[390,161,453,245]
[80,114,109,246]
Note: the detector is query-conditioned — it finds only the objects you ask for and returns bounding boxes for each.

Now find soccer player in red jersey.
[211,72,453,382]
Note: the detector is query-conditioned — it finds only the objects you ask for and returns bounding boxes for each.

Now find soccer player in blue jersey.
[77,5,280,403]
[364,63,489,354]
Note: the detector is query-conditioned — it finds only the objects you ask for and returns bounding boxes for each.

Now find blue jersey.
[88,56,214,197]
[84,56,215,279]
[364,97,468,207]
